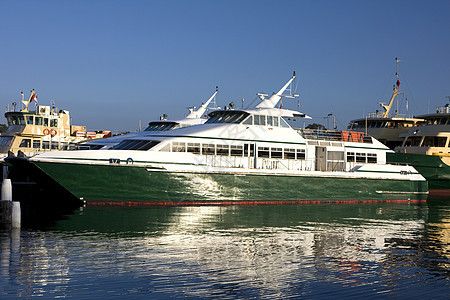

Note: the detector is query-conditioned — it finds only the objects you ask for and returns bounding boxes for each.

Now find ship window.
[205,111,250,124]
[355,153,366,163]
[42,141,50,149]
[35,117,43,126]
[19,139,31,148]
[230,145,243,156]
[347,152,355,162]
[187,143,201,154]
[17,116,25,125]
[367,153,377,163]
[242,115,253,125]
[112,140,161,150]
[159,143,171,152]
[26,116,34,125]
[284,148,296,159]
[44,118,49,126]
[33,140,41,149]
[51,141,59,150]
[423,136,447,147]
[267,116,273,126]
[297,149,306,160]
[202,143,215,155]
[144,122,179,131]
[172,142,186,152]
[0,137,13,146]
[60,142,68,150]
[255,115,266,126]
[280,117,290,128]
[271,147,283,158]
[411,136,422,146]
[50,119,58,127]
[216,144,229,156]
[273,117,279,127]
[258,147,270,158]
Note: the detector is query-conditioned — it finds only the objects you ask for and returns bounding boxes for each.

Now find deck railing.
[298,129,372,143]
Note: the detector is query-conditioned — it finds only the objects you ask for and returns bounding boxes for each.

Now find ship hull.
[27,160,428,204]
[387,152,450,196]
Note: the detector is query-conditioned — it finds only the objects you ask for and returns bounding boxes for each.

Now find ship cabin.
[108,109,386,173]
[396,104,450,156]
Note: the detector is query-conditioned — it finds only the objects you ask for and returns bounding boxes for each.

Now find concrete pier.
[0,178,21,228]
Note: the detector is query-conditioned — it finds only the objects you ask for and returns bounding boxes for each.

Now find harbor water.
[1,197,449,299]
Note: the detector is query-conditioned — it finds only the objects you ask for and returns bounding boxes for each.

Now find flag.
[396,80,400,87]
[279,99,283,109]
[30,93,37,102]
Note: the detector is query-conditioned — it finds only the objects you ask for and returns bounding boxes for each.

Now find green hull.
[387,153,450,193]
[31,161,427,203]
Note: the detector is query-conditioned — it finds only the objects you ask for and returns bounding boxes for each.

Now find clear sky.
[1,0,449,133]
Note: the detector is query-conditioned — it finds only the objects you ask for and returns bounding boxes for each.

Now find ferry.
[81,87,220,150]
[349,58,424,149]
[7,75,428,204]
[388,98,450,196]
[0,90,111,157]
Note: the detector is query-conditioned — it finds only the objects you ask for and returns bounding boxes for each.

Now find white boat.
[80,88,220,150]
[9,74,428,204]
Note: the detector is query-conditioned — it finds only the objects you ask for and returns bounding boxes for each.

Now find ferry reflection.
[1,201,449,298]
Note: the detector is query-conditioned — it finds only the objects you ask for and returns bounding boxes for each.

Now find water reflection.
[1,201,449,299]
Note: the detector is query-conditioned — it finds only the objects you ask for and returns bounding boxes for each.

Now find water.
[1,198,449,299]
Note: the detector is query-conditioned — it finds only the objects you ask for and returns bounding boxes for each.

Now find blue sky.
[1,0,449,133]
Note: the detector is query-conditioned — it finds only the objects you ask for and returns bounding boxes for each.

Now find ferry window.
[258,147,270,158]
[297,149,306,160]
[33,140,41,149]
[50,119,58,127]
[367,153,377,163]
[242,115,253,125]
[284,148,296,159]
[244,144,254,157]
[423,136,447,147]
[26,116,34,125]
[19,139,31,148]
[205,111,250,124]
[230,145,243,156]
[42,141,50,149]
[35,117,43,126]
[144,122,179,131]
[256,115,266,126]
[51,141,59,150]
[356,153,366,163]
[112,140,161,150]
[347,152,355,162]
[18,116,25,125]
[187,143,201,154]
[60,142,68,150]
[271,147,283,158]
[216,144,229,156]
[267,116,273,126]
[280,117,290,128]
[439,118,446,125]
[172,142,186,152]
[202,143,215,155]
[253,115,261,125]
[411,136,422,146]
[44,118,49,126]
[159,143,171,152]
[0,137,13,146]
[273,117,279,127]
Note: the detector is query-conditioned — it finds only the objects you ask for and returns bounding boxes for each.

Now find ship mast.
[185,87,219,119]
[255,72,297,109]
[379,58,402,118]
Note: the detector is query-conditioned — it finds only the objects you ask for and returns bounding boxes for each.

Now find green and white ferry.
[14,75,428,204]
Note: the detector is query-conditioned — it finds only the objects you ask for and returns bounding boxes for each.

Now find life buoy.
[50,129,57,136]
[43,128,50,135]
